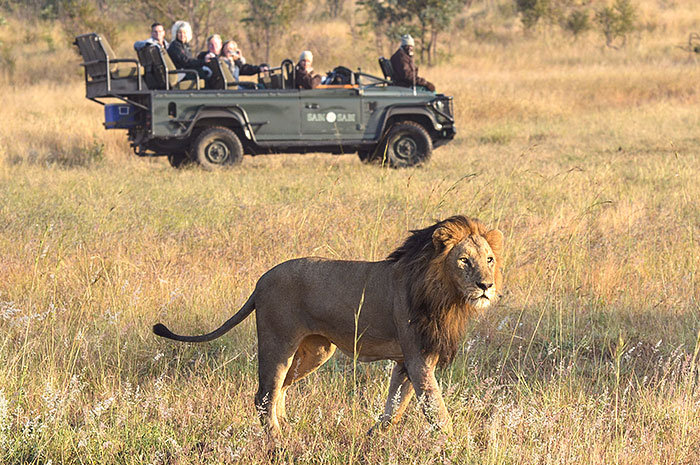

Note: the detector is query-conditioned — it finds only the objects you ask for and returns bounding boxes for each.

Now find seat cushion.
[173,78,204,90]
[111,63,141,79]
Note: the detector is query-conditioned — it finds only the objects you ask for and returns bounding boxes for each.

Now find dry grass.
[1,1,700,463]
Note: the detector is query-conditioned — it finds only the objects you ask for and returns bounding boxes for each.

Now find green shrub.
[515,0,553,29]
[563,9,591,37]
[595,0,638,47]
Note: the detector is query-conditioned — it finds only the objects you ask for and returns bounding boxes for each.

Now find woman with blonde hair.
[167,21,211,78]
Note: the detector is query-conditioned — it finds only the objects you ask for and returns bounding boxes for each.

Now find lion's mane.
[387,216,503,366]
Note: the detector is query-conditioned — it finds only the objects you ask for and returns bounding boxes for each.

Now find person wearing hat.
[389,34,435,92]
[295,50,322,89]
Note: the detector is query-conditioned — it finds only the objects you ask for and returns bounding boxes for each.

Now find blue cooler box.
[105,104,138,129]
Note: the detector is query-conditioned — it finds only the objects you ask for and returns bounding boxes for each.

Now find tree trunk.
[431,28,439,66]
[420,22,427,63]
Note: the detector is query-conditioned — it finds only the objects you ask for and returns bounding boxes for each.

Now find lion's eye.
[487,257,494,264]
[459,257,471,267]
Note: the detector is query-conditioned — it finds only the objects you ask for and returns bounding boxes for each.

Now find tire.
[191,127,243,170]
[167,153,192,169]
[375,121,432,168]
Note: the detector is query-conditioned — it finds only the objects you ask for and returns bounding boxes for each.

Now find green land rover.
[75,33,456,169]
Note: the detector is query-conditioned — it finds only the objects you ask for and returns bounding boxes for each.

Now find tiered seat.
[137,45,203,90]
[208,58,241,90]
[74,32,142,97]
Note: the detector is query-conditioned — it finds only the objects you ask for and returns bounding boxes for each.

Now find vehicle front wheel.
[191,127,243,170]
[375,122,432,168]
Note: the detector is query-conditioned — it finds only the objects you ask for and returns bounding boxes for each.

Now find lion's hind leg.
[278,335,336,422]
[255,340,298,439]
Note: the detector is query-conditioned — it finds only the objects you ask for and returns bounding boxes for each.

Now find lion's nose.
[476,281,493,291]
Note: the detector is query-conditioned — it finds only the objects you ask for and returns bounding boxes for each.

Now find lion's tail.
[153,292,256,343]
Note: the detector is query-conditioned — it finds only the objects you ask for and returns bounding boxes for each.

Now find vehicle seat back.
[146,46,201,90]
[260,72,283,89]
[136,45,159,89]
[74,32,141,97]
[207,58,227,89]
[218,59,243,89]
[378,56,393,81]
[281,59,295,89]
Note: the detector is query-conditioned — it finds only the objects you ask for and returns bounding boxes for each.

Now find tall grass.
[1,1,700,463]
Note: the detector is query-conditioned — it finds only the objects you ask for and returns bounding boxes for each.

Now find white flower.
[0,389,9,445]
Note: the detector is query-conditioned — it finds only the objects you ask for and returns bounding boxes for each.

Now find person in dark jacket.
[197,34,223,63]
[389,34,435,92]
[220,40,268,82]
[167,22,211,78]
[294,50,322,89]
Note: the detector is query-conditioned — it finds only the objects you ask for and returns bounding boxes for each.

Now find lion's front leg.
[404,357,453,435]
[368,362,414,434]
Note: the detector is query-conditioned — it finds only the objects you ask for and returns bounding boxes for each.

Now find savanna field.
[1,0,700,463]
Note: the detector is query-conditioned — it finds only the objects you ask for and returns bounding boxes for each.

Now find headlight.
[432,100,445,112]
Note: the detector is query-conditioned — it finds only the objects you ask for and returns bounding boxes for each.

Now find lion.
[153,215,504,437]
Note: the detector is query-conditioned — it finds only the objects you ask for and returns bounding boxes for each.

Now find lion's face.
[445,235,499,310]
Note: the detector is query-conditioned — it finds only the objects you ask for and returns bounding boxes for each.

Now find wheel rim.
[393,136,418,162]
[204,140,230,164]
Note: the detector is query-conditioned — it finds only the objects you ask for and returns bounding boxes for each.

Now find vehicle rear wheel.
[376,122,432,168]
[192,127,243,170]
[167,153,192,168]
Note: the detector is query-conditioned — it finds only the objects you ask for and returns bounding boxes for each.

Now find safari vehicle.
[74,33,456,169]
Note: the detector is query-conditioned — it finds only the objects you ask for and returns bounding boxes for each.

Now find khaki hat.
[400,34,414,47]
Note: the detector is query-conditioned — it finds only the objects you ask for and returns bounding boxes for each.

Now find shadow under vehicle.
[74,33,456,169]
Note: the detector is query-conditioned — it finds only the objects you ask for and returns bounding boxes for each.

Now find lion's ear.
[432,226,453,249]
[484,229,504,257]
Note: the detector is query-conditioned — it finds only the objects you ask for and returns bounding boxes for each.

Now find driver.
[294,50,322,89]
[389,34,435,92]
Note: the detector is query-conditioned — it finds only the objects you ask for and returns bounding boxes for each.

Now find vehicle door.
[300,88,363,141]
[235,89,301,141]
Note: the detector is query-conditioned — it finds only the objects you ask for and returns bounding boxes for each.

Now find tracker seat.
[74,32,142,98]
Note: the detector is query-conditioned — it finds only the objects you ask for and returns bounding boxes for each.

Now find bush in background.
[595,0,638,47]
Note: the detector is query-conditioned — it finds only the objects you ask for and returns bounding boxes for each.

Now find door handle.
[305,103,319,109]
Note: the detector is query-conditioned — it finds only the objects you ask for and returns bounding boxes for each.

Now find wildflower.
[0,390,9,446]
[335,408,345,426]
[497,316,511,331]
[0,300,22,320]
[90,396,115,420]
[165,437,181,452]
